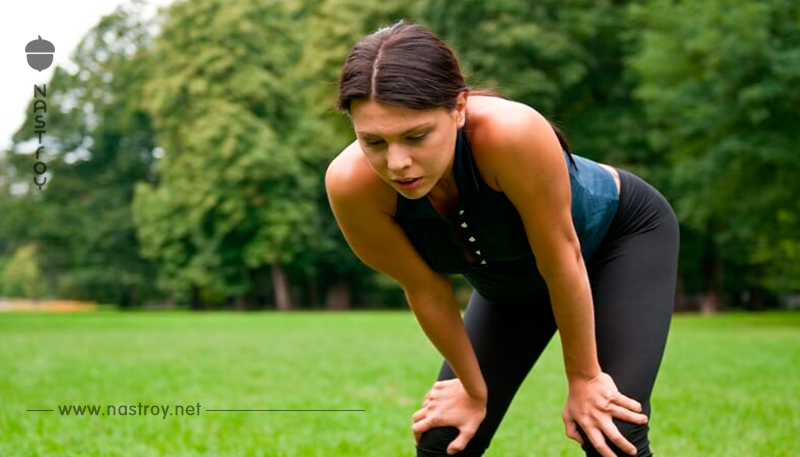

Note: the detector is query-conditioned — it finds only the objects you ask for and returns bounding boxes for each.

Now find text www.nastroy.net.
[57,403,202,419]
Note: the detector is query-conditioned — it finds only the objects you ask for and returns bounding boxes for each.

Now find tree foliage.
[627,0,800,292]
[2,0,797,309]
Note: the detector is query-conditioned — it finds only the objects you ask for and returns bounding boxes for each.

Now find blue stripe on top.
[393,114,619,301]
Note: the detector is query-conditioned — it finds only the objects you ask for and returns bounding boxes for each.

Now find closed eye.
[365,133,427,146]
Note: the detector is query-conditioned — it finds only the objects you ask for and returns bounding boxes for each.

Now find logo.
[25,35,55,72]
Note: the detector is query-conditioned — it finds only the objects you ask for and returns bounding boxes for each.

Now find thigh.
[416,289,557,457]
[580,170,681,456]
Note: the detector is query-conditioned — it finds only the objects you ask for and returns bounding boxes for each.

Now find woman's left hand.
[412,378,487,455]
[562,371,649,457]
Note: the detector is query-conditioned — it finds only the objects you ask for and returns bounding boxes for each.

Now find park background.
[2,0,799,312]
[1,0,798,456]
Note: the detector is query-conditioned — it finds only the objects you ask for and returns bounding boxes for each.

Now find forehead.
[351,99,440,136]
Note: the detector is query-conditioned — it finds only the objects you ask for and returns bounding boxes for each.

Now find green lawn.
[1,310,798,456]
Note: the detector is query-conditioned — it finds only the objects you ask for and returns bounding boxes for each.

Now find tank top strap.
[454,110,482,200]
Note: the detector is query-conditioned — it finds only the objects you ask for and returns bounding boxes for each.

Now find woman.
[325,19,679,457]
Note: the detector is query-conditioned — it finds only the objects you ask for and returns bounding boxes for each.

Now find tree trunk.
[233,293,246,311]
[129,288,138,308]
[271,260,293,311]
[700,252,723,314]
[190,284,203,311]
[308,274,318,309]
[699,289,721,315]
[747,287,766,311]
[674,272,689,312]
[325,279,351,311]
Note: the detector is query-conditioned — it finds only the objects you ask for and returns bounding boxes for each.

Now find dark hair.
[335,19,576,168]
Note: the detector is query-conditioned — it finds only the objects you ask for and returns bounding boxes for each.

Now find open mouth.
[395,177,421,186]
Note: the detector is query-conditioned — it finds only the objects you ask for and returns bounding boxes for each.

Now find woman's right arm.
[325,161,488,402]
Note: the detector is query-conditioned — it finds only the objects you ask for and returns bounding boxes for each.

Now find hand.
[412,378,487,455]
[562,372,649,457]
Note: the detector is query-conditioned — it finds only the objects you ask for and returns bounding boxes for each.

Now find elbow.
[536,244,584,282]
[403,272,453,309]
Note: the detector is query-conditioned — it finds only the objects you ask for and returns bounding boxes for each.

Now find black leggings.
[416,168,680,457]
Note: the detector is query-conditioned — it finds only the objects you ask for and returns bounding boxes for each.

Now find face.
[350,92,467,199]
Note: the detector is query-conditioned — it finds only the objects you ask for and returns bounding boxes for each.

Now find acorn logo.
[26,35,55,72]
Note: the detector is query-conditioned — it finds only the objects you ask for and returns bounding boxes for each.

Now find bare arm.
[493,109,651,456]
[325,157,488,401]
[489,107,601,383]
[539,254,600,383]
[404,278,487,401]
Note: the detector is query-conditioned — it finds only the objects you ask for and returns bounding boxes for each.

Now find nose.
[386,145,412,175]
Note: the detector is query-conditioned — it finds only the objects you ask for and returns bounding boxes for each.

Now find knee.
[416,426,489,457]
[578,419,652,457]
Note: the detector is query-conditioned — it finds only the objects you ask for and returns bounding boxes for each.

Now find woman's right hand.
[412,378,487,455]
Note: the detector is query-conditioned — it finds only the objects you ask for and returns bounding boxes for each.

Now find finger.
[412,412,424,444]
[413,408,426,422]
[563,418,584,445]
[613,392,643,413]
[609,404,649,425]
[412,418,432,436]
[599,420,638,456]
[585,427,616,457]
[446,428,476,455]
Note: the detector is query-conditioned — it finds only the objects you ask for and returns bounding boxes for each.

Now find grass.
[0,309,798,456]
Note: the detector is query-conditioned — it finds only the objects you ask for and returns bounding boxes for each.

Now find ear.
[455,90,469,128]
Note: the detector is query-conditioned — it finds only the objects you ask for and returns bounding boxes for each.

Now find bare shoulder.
[465,96,620,194]
[325,139,449,294]
[325,139,398,217]
[464,96,548,192]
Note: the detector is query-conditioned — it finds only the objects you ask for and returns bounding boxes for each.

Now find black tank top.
[392,113,620,301]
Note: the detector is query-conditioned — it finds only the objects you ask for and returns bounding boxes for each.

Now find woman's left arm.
[487,106,648,457]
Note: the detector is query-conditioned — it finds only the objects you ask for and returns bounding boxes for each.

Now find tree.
[627,0,800,304]
[135,0,318,310]
[1,1,162,306]
[0,244,41,299]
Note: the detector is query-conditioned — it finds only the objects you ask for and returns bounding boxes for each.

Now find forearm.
[542,257,602,383]
[405,281,488,401]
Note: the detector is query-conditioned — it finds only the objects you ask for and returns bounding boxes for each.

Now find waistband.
[605,167,672,242]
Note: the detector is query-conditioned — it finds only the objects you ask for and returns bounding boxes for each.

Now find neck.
[426,153,459,217]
